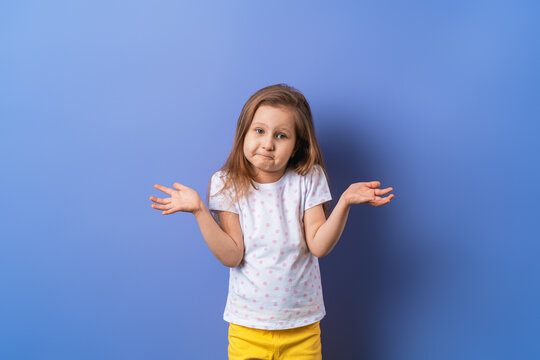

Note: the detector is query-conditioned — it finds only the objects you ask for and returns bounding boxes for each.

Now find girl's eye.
[254,128,287,139]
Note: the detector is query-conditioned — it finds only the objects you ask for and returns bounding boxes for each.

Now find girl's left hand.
[343,181,394,207]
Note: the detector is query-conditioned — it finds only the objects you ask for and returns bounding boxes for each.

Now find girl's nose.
[262,136,274,150]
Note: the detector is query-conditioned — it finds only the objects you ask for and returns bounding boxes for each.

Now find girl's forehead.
[251,106,296,129]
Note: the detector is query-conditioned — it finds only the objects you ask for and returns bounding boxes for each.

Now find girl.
[149,84,394,359]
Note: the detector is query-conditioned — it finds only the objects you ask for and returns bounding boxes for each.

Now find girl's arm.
[303,195,350,258]
[150,182,244,268]
[304,181,394,258]
[193,204,245,268]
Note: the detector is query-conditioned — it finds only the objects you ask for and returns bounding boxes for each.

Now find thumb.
[173,182,184,190]
[367,181,381,188]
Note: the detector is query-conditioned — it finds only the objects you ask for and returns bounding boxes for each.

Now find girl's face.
[243,105,297,184]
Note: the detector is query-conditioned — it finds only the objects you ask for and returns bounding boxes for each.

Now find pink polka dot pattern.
[207,165,332,330]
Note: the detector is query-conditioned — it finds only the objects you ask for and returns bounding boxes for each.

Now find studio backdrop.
[1,1,538,359]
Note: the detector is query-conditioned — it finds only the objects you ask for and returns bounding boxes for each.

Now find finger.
[153,184,173,196]
[378,194,394,205]
[379,187,394,195]
[149,196,171,205]
[151,203,170,211]
[367,181,381,188]
[372,194,394,206]
[173,182,184,190]
[378,193,394,201]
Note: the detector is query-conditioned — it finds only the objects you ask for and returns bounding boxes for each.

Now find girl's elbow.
[222,259,238,268]
[224,254,244,268]
[227,260,241,268]
[310,247,327,259]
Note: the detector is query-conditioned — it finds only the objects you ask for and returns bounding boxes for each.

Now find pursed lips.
[257,154,273,159]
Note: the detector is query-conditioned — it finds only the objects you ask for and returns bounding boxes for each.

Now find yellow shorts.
[228,321,322,360]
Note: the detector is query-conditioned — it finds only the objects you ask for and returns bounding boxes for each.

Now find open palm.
[149,183,202,215]
[345,181,395,207]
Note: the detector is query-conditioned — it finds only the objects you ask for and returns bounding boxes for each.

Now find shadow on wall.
[316,113,456,359]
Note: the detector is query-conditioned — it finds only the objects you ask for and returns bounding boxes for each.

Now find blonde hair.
[207,83,331,220]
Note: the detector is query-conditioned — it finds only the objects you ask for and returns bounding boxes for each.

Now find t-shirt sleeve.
[208,171,239,214]
[304,165,332,210]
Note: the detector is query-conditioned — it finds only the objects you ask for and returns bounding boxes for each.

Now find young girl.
[149,84,394,359]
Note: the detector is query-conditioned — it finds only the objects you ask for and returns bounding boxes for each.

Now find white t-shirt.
[208,164,332,330]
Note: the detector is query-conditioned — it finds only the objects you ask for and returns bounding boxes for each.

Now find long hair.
[207,83,331,220]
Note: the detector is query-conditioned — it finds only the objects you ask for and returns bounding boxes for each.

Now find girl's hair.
[207,83,331,221]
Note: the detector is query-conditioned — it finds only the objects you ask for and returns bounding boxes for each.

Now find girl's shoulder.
[287,165,327,189]
[300,164,325,179]
[211,169,230,183]
[292,164,323,176]
[209,169,231,194]
[309,164,324,174]
[302,164,329,188]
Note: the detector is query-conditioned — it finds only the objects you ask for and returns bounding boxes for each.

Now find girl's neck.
[252,167,288,184]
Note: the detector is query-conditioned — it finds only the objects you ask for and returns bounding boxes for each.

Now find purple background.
[1,0,538,359]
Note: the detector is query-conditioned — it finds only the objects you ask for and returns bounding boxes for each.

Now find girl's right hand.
[149,183,203,215]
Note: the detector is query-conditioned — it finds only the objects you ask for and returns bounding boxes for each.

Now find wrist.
[193,200,207,218]
[339,192,352,208]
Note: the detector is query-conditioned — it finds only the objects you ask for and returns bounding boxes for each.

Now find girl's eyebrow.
[251,122,293,133]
